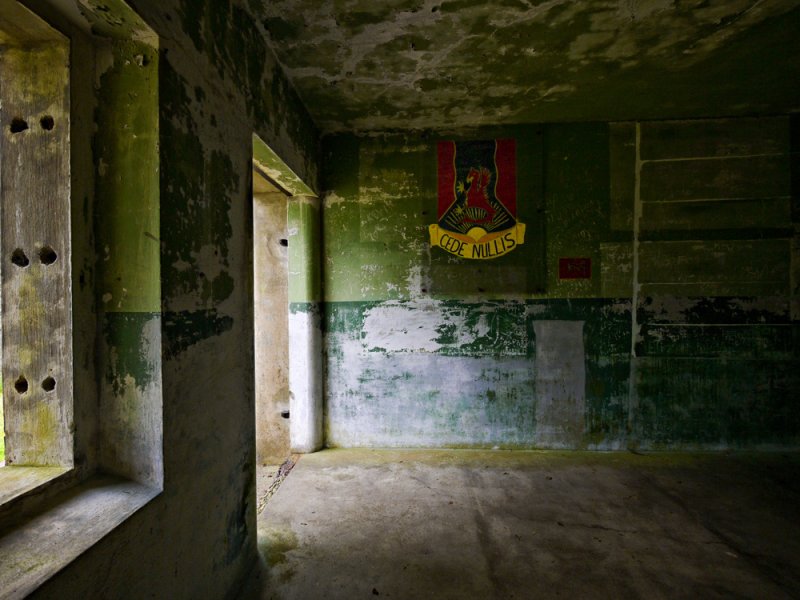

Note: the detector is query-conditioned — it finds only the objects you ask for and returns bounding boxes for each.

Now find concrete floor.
[247,449,800,599]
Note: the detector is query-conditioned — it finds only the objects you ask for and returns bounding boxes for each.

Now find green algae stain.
[1,44,69,108]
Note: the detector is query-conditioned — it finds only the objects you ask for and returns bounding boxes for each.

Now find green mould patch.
[163,309,234,359]
[103,313,159,396]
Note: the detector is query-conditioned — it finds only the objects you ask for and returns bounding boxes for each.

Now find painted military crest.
[429,139,525,259]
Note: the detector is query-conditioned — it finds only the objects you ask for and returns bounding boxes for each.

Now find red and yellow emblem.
[430,139,525,259]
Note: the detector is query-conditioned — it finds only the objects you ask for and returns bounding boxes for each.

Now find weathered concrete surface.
[251,449,800,599]
[254,184,290,464]
[1,0,320,598]
[261,0,800,132]
[321,118,799,450]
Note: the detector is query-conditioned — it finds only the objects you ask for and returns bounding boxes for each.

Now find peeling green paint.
[288,198,321,304]
[321,118,799,449]
[103,313,158,395]
[95,40,160,314]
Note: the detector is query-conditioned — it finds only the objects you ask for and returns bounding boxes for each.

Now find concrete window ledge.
[0,476,160,600]
[0,467,72,506]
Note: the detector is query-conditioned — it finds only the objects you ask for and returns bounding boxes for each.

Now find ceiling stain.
[259,0,800,132]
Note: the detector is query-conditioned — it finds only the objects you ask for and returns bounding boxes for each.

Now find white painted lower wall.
[289,305,323,452]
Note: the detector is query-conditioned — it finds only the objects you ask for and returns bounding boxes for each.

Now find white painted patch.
[325,350,536,448]
[362,301,444,353]
[360,299,502,355]
[533,321,586,448]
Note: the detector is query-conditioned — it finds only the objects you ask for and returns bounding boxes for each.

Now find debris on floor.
[257,455,300,515]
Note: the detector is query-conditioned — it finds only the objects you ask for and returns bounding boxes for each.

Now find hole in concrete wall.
[280,410,290,419]
[39,115,55,130]
[14,376,28,394]
[39,246,58,265]
[10,117,28,133]
[279,239,288,247]
[41,377,56,392]
[11,248,30,267]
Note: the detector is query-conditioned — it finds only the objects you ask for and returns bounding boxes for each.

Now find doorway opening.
[251,134,322,522]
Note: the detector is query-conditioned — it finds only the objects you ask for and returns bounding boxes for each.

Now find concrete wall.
[6,0,798,596]
[254,189,290,464]
[321,118,800,450]
[25,0,319,597]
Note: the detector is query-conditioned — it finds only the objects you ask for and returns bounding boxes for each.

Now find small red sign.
[559,258,591,280]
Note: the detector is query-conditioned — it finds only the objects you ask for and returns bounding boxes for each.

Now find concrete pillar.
[288,195,323,452]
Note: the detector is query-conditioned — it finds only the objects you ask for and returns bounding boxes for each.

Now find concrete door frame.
[252,134,323,453]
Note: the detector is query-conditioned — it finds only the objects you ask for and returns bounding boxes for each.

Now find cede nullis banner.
[430,139,525,259]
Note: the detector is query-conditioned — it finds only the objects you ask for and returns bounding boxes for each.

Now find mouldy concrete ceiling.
[259,0,800,132]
